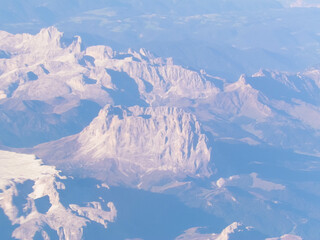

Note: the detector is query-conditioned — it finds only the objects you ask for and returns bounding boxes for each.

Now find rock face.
[0,150,116,240]
[1,27,320,156]
[78,105,212,177]
[34,105,212,188]
[0,27,319,240]
[0,27,219,148]
[195,70,320,156]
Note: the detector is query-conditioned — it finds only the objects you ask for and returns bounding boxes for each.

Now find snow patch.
[0,150,116,240]
[250,173,285,191]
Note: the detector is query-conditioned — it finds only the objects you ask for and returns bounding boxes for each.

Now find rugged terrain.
[0,26,319,239]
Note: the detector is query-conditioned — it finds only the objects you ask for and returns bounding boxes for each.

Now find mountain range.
[0,24,320,239]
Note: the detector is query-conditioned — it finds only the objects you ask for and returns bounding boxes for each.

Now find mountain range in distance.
[0,19,319,240]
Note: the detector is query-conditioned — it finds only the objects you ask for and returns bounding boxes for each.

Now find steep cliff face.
[0,27,219,105]
[34,105,212,188]
[2,27,320,155]
[85,45,219,104]
[0,27,220,148]
[1,27,320,239]
[79,105,212,177]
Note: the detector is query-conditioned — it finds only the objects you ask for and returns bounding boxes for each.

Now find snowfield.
[0,150,116,239]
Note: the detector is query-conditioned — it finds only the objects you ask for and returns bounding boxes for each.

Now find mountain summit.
[34,104,212,188]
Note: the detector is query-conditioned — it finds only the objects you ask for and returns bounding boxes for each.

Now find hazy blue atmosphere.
[0,0,320,239]
[1,0,320,79]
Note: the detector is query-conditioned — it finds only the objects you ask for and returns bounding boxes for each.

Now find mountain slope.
[1,27,320,156]
[0,150,116,240]
[0,27,219,147]
[34,104,212,188]
[1,27,320,239]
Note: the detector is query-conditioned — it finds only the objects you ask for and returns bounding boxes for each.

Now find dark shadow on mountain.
[79,55,95,67]
[107,106,124,119]
[246,72,318,105]
[114,54,141,62]
[0,50,10,59]
[58,178,102,206]
[105,69,148,107]
[7,82,19,98]
[99,187,225,240]
[0,99,101,148]
[58,177,225,240]
[12,180,34,217]
[290,74,320,104]
[60,35,77,48]
[34,224,59,240]
[83,75,97,84]
[82,222,110,240]
[246,74,299,102]
[23,100,52,113]
[226,186,254,199]
[0,208,17,240]
[27,71,38,81]
[35,196,51,214]
[228,229,266,240]
[142,79,153,93]
[206,75,225,90]
[40,64,49,74]
[138,114,151,119]
[60,99,101,132]
[211,140,320,183]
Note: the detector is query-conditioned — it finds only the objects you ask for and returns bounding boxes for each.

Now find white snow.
[250,173,285,191]
[1,27,320,156]
[177,223,303,240]
[266,234,303,240]
[215,173,285,192]
[69,202,116,228]
[0,27,319,240]
[176,222,255,240]
[0,150,116,240]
